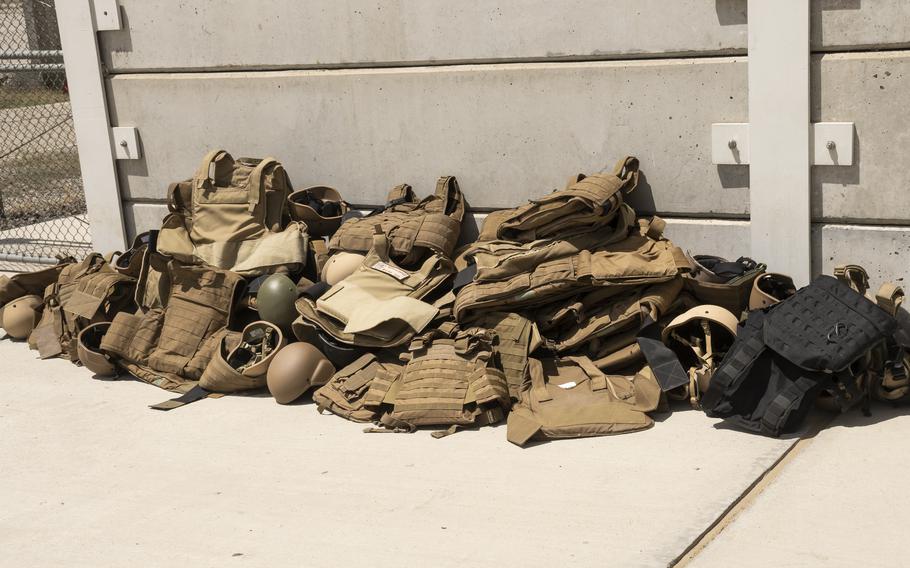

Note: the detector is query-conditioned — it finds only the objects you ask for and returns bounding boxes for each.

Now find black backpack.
[701,275,898,436]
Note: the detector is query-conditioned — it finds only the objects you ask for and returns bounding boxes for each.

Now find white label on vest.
[370,261,409,280]
[557,381,577,389]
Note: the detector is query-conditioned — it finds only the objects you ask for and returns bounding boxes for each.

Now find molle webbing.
[469,312,538,399]
[539,279,683,355]
[101,263,243,391]
[366,326,511,432]
[313,353,405,423]
[453,234,687,322]
[33,254,136,360]
[477,156,639,243]
[328,176,465,262]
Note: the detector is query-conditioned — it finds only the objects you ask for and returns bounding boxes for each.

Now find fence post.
[54,0,127,254]
[747,0,811,285]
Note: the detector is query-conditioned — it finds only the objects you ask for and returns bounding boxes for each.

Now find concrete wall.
[100,1,910,288]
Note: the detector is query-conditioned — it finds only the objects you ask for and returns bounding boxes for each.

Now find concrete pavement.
[0,336,906,567]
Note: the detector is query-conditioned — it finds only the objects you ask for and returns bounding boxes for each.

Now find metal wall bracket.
[111,126,140,160]
[92,0,122,31]
[711,122,855,166]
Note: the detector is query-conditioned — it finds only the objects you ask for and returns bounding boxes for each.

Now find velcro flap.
[33,324,62,359]
[343,296,438,337]
[506,412,542,447]
[62,289,106,320]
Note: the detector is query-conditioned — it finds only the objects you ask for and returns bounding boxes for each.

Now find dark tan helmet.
[256,273,299,330]
[749,272,797,310]
[288,186,350,237]
[266,341,336,404]
[1,294,42,340]
[199,321,287,393]
[77,322,118,377]
[320,252,365,285]
[662,305,739,408]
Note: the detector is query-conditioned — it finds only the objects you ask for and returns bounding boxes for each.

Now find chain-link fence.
[0,0,91,271]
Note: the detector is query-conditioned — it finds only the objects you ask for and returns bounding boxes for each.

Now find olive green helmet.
[256,273,299,330]
[1,294,42,340]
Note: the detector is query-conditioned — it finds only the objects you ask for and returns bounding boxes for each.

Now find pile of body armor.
[1,150,907,446]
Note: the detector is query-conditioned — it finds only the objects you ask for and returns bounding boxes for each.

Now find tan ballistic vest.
[454,226,688,322]
[29,254,136,361]
[477,157,639,243]
[328,176,465,264]
[537,278,682,356]
[507,357,661,447]
[157,149,308,275]
[364,324,511,436]
[295,229,454,348]
[467,311,541,400]
[101,262,244,392]
[0,258,73,307]
[312,352,406,423]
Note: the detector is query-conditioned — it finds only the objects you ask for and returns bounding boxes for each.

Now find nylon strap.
[637,313,689,392]
[833,264,869,296]
[148,385,213,411]
[245,157,279,213]
[760,375,818,436]
[700,327,768,414]
[452,264,477,293]
[874,282,905,317]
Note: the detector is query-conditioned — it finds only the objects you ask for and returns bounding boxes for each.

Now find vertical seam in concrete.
[669,413,836,567]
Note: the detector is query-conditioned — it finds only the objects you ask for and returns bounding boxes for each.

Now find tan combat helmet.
[199,321,287,393]
[288,186,350,237]
[661,304,739,408]
[1,294,42,340]
[749,272,797,311]
[320,252,366,285]
[266,341,336,404]
[77,322,118,377]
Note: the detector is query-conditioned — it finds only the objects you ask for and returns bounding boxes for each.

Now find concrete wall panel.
[812,1,910,53]
[813,223,910,289]
[109,59,750,215]
[98,1,910,72]
[813,51,910,223]
[99,1,749,72]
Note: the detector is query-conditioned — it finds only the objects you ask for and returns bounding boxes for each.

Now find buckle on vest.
[826,322,848,344]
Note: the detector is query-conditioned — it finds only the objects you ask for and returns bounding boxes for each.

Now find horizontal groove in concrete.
[104,45,910,77]
[104,50,749,76]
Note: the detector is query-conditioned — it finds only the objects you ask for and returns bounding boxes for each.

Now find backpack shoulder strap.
[246,157,280,212]
[565,173,586,189]
[166,180,193,215]
[433,175,465,221]
[193,149,230,189]
[384,184,415,208]
[833,264,870,295]
[528,358,552,403]
[759,374,821,436]
[700,314,769,415]
[874,282,904,317]
[611,156,640,193]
